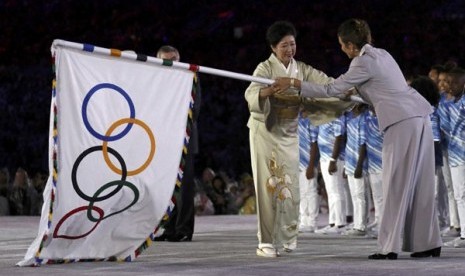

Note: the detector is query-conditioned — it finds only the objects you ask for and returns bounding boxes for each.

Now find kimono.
[244,53,353,248]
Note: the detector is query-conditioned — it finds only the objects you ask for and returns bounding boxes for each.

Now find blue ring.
[82,83,135,141]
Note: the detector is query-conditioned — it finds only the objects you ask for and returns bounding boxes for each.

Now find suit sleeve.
[301,56,372,98]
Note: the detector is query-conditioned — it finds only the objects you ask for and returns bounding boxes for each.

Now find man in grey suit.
[273,18,442,260]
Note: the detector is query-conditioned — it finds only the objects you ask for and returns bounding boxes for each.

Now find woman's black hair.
[266,21,297,47]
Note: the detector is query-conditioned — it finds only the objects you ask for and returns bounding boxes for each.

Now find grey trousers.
[378,116,442,253]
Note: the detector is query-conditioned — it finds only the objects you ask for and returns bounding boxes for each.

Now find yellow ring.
[102,118,155,176]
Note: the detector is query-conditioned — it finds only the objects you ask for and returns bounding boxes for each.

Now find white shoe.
[315,225,332,234]
[366,222,378,231]
[444,238,456,247]
[256,246,278,257]
[325,225,346,235]
[299,225,316,233]
[317,225,345,235]
[444,237,465,248]
[344,228,367,236]
[454,238,465,248]
[441,227,461,237]
[283,240,297,253]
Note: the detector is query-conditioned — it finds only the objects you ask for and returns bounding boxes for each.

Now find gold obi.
[275,106,300,119]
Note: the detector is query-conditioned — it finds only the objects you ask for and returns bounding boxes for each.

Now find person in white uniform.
[442,68,465,248]
[297,114,320,233]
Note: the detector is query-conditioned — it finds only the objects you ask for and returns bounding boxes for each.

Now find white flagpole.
[51,39,365,103]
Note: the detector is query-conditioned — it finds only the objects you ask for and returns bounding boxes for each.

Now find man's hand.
[354,167,363,179]
[306,166,315,179]
[328,160,337,175]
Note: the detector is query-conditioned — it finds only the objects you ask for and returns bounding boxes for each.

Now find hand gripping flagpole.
[51,39,365,103]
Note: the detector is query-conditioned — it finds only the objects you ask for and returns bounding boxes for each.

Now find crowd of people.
[193,167,257,216]
[0,167,47,216]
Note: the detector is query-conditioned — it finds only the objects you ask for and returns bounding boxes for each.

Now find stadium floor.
[1,214,465,276]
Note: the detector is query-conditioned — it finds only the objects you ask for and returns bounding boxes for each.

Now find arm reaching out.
[274,77,355,101]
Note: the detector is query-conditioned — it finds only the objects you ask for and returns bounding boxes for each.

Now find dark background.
[1,0,464,180]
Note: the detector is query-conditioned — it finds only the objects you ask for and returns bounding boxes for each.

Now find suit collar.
[359,44,372,56]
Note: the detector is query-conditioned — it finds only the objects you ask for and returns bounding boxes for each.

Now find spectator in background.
[194,167,216,216]
[193,179,214,216]
[0,167,10,216]
[237,173,256,215]
[8,167,32,216]
[225,181,241,214]
[29,170,48,216]
[208,175,229,215]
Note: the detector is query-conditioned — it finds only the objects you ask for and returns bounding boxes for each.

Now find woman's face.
[438,72,449,93]
[271,35,296,67]
[338,36,358,59]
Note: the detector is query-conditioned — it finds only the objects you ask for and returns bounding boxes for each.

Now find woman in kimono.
[244,21,351,257]
[272,18,442,260]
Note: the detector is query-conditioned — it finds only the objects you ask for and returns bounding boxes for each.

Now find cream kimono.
[245,54,353,248]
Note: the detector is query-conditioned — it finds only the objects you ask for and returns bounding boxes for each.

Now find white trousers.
[442,153,460,228]
[450,165,465,237]
[435,166,450,229]
[368,172,384,226]
[298,168,319,227]
[342,176,353,217]
[347,175,368,230]
[320,159,346,226]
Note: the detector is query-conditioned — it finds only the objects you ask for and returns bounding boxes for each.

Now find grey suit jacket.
[301,44,432,131]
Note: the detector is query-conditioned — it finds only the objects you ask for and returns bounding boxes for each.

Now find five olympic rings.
[53,83,155,239]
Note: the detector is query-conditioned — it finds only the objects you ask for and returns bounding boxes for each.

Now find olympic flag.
[18,41,195,266]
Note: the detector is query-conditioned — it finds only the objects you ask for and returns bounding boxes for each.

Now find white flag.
[18,41,194,266]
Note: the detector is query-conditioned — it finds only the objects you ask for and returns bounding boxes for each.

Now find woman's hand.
[273,77,292,93]
[259,85,279,98]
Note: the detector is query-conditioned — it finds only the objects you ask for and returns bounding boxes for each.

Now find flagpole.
[51,39,365,103]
